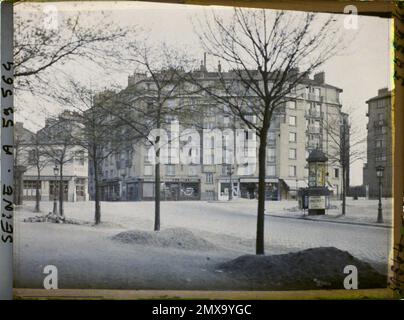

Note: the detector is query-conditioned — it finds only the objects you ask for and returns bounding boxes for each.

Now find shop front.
[239,178,279,200]
[218,179,240,201]
[100,179,120,201]
[141,178,201,201]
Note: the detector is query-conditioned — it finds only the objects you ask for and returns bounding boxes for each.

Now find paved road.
[18,200,392,268]
[15,201,392,288]
[152,201,392,268]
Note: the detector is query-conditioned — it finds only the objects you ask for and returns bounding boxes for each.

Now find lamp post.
[53,164,59,215]
[376,165,384,223]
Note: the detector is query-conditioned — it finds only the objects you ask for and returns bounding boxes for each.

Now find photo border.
[6,0,403,300]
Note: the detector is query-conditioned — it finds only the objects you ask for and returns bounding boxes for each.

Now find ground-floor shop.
[99,178,201,201]
[22,175,88,202]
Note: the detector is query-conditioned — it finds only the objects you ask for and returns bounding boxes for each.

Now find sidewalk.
[265,198,393,228]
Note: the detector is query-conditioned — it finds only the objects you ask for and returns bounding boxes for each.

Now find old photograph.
[12,1,392,291]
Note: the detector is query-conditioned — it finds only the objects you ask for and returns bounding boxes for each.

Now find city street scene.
[13,2,392,291]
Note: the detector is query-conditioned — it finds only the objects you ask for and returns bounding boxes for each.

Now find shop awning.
[239,178,278,183]
[281,179,308,189]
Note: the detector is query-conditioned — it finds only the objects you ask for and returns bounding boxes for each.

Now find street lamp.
[53,165,59,215]
[376,165,384,223]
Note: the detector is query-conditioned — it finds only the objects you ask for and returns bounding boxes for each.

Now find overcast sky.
[15,1,392,185]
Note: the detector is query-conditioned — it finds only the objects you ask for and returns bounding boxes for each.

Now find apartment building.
[363,88,392,198]
[16,112,89,202]
[92,66,346,202]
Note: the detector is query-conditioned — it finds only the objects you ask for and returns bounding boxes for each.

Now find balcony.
[373,119,386,127]
[304,93,322,102]
[305,110,322,118]
[307,126,321,134]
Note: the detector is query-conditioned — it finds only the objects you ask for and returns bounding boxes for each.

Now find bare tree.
[13,123,33,206]
[14,6,135,93]
[28,133,50,212]
[55,81,136,224]
[193,9,341,254]
[38,113,78,220]
[321,111,366,215]
[110,43,194,231]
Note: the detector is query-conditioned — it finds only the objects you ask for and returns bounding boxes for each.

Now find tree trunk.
[154,122,161,231]
[34,165,41,212]
[342,165,346,215]
[256,136,267,255]
[59,165,64,219]
[154,160,161,231]
[94,158,101,225]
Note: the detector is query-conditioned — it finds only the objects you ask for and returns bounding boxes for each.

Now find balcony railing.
[307,126,321,134]
[305,110,322,118]
[303,93,322,102]
[373,119,386,127]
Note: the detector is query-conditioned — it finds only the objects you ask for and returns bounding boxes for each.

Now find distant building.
[363,88,392,198]
[90,65,347,202]
[16,112,89,202]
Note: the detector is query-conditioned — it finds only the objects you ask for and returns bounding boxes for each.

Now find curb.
[266,214,393,229]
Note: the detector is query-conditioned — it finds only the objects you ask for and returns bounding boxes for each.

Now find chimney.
[378,87,388,96]
[218,61,222,73]
[204,52,207,70]
[314,71,325,84]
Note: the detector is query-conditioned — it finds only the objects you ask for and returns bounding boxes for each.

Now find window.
[376,140,384,148]
[376,154,387,162]
[76,185,85,197]
[28,150,36,165]
[245,114,257,124]
[75,179,86,198]
[205,173,213,184]
[268,131,276,143]
[315,104,321,115]
[289,115,296,126]
[289,148,297,160]
[75,150,85,165]
[267,148,276,162]
[144,165,153,176]
[223,116,230,126]
[23,180,41,189]
[334,168,339,178]
[267,165,276,176]
[289,132,297,143]
[287,100,296,109]
[289,165,296,177]
[166,165,175,176]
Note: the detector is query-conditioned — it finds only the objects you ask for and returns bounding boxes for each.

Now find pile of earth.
[216,247,387,290]
[112,227,217,251]
[23,213,90,225]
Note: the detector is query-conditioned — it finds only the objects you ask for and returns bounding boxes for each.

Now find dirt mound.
[112,228,216,251]
[23,214,90,225]
[216,247,386,290]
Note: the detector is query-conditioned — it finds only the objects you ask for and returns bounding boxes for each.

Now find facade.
[16,112,89,202]
[363,88,392,198]
[91,66,346,202]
